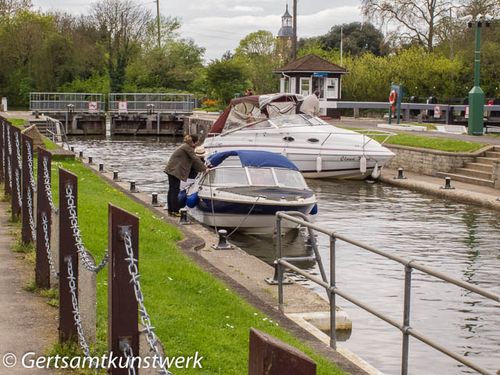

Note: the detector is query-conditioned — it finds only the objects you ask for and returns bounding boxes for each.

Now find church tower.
[276,4,293,63]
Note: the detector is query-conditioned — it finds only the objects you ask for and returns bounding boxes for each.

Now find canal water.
[69,136,500,375]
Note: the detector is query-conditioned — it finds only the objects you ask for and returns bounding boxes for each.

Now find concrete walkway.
[381,168,500,210]
[0,201,56,374]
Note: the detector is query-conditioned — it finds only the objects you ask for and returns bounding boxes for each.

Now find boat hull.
[189,197,315,235]
[203,144,392,179]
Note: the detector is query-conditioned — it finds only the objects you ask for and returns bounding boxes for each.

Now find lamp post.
[467,15,491,135]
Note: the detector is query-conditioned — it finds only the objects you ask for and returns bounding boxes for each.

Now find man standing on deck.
[300,90,320,117]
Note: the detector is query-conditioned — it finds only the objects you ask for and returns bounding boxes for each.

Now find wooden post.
[0,119,4,183]
[36,148,52,289]
[11,126,22,219]
[248,328,316,375]
[108,204,139,374]
[21,134,33,244]
[58,168,78,343]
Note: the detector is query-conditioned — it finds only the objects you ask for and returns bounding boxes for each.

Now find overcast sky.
[31,0,363,60]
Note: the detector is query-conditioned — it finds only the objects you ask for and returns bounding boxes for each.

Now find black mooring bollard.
[265,260,293,285]
[113,171,119,181]
[151,192,159,206]
[212,229,232,250]
[88,156,93,164]
[70,146,75,152]
[265,261,279,285]
[395,167,407,179]
[179,208,189,225]
[441,176,455,190]
[99,163,104,172]
[129,181,137,193]
[78,151,83,158]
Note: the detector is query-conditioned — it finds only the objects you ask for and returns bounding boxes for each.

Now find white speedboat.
[204,94,394,179]
[185,150,317,235]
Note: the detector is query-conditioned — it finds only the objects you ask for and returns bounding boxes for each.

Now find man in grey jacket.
[164,134,207,216]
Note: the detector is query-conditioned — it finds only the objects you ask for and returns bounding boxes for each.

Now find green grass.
[46,159,344,374]
[376,133,486,152]
[8,118,27,128]
[342,127,486,152]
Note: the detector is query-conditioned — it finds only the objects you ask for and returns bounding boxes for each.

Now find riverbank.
[42,157,362,374]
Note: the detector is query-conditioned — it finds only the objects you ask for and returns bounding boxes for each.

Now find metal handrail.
[275,211,499,375]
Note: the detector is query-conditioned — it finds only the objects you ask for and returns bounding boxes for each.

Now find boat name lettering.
[340,156,360,161]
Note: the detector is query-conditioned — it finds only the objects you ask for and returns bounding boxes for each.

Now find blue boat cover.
[208,150,299,171]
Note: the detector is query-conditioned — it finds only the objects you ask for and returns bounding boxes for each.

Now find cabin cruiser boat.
[185,150,317,235]
[204,93,394,179]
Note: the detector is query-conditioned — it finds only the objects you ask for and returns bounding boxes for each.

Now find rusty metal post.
[3,122,12,196]
[36,148,52,289]
[108,204,139,375]
[21,134,33,244]
[11,126,21,219]
[58,168,78,343]
[248,328,316,375]
[0,119,4,183]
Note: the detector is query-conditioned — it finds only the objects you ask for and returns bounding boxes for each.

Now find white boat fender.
[316,156,322,173]
[371,163,381,179]
[360,156,367,174]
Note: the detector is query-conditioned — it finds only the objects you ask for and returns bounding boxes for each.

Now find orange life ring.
[389,90,397,105]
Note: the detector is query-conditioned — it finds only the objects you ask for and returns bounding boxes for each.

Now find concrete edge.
[83,163,370,375]
[380,173,500,211]
[287,313,385,375]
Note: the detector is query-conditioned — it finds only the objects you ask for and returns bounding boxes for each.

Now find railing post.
[21,134,33,244]
[276,214,284,313]
[401,264,413,375]
[108,204,139,375]
[0,119,4,183]
[11,126,21,219]
[36,148,52,289]
[58,168,78,343]
[4,123,12,196]
[329,235,337,350]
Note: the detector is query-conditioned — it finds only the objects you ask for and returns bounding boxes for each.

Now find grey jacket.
[164,143,206,181]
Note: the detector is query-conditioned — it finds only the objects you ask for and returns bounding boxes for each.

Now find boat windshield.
[270,114,328,127]
[204,167,248,186]
[273,168,307,189]
[201,166,308,189]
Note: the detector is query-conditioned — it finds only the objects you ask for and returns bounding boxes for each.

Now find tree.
[361,0,455,51]
[301,22,387,56]
[90,0,153,91]
[0,0,32,18]
[460,0,500,18]
[205,59,249,104]
[126,38,205,91]
[234,30,279,94]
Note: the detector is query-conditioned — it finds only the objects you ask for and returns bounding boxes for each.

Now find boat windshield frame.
[268,114,329,128]
[200,166,309,190]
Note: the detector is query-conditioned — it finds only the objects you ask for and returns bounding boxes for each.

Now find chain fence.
[6,125,12,189]
[26,185,36,241]
[123,229,172,375]
[65,184,108,273]
[42,157,58,213]
[14,168,23,208]
[41,212,58,278]
[66,258,91,358]
[122,343,138,375]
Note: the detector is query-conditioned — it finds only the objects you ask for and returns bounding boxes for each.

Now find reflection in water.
[69,136,500,375]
